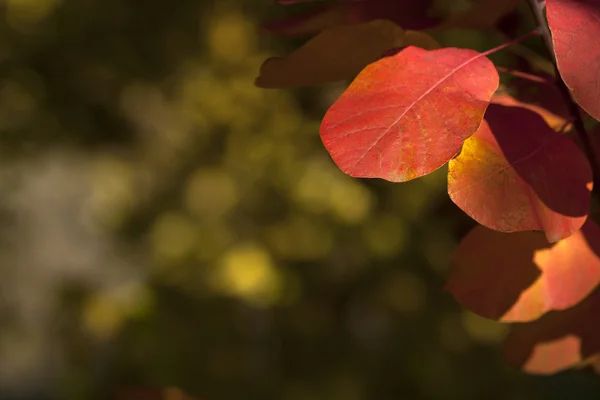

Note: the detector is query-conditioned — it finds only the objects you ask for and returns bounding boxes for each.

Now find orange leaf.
[320,46,498,182]
[503,287,600,374]
[447,221,600,322]
[448,104,592,242]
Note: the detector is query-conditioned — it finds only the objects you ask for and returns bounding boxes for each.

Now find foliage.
[2,0,600,399]
[259,0,600,376]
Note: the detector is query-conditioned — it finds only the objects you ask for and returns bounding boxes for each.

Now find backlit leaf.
[447,221,600,322]
[448,104,592,242]
[546,0,600,121]
[256,20,438,88]
[503,287,600,374]
[320,46,498,182]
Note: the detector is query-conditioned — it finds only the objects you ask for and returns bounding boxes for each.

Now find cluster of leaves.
[257,0,600,375]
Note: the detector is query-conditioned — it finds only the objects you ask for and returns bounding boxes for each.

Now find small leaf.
[547,0,600,121]
[448,104,592,242]
[503,287,600,374]
[256,20,438,88]
[320,46,498,182]
[447,221,600,322]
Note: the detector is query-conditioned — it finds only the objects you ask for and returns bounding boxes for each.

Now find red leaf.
[448,104,592,242]
[503,287,600,374]
[255,20,438,88]
[263,0,437,36]
[546,0,600,121]
[447,221,600,322]
[320,46,498,182]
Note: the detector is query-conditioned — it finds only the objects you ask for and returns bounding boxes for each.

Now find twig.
[495,66,552,84]
[526,0,600,189]
[481,29,541,57]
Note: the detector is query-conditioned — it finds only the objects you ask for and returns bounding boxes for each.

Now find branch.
[526,0,600,189]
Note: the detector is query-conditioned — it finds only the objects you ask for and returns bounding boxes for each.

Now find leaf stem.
[495,66,552,84]
[526,0,600,190]
[481,30,541,57]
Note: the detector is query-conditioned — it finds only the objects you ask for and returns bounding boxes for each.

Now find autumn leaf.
[448,104,592,242]
[503,287,600,374]
[256,20,438,88]
[320,46,498,182]
[546,0,600,121]
[263,0,437,36]
[447,221,600,322]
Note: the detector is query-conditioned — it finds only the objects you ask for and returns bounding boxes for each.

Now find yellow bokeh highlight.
[185,168,238,220]
[196,224,233,262]
[211,243,283,307]
[151,212,199,264]
[295,159,373,224]
[206,11,257,64]
[5,0,63,30]
[88,157,135,229]
[82,284,152,340]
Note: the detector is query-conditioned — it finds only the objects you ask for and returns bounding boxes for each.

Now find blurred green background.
[0,0,599,399]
